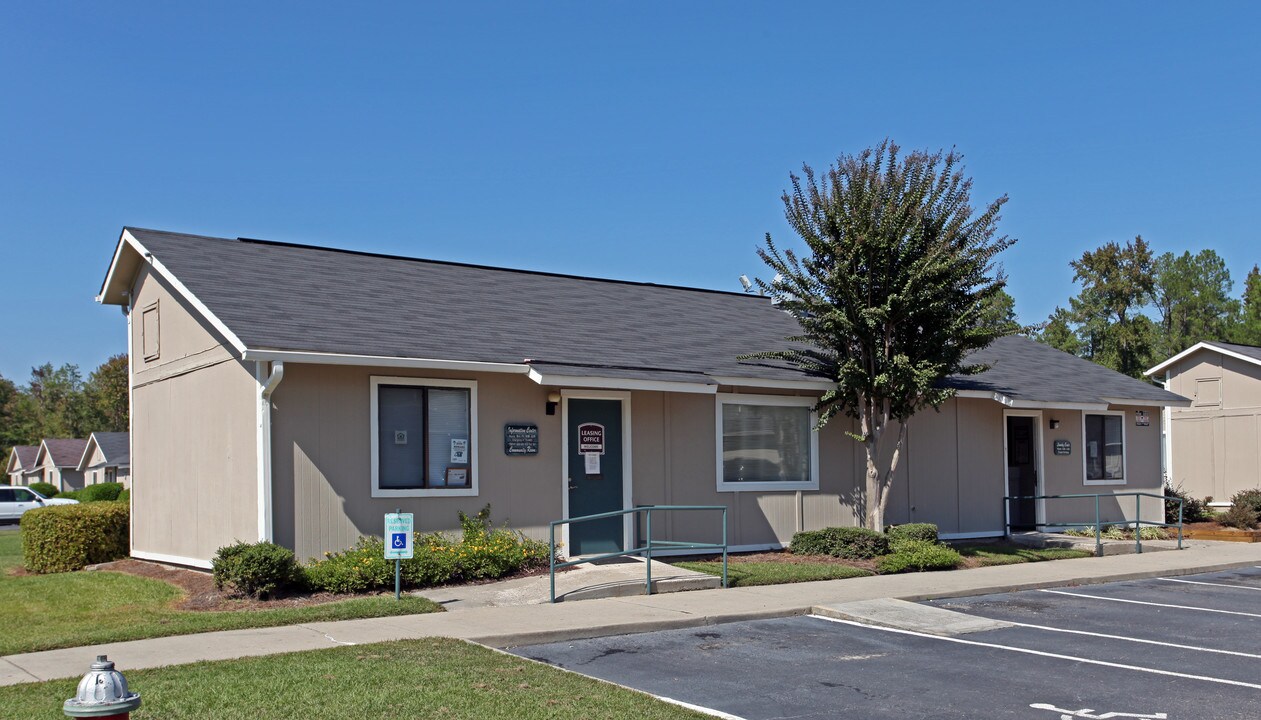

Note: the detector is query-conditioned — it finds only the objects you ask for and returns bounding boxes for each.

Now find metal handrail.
[1003,491,1184,556]
[548,505,728,603]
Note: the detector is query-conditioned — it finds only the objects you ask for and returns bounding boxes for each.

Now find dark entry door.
[1005,416,1038,530]
[567,399,624,555]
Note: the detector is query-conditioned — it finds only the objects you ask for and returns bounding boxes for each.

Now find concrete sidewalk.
[4,540,1260,687]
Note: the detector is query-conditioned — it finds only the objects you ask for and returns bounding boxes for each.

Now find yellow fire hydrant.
[63,655,141,719]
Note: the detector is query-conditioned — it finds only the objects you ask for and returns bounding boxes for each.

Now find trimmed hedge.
[886,523,939,544]
[213,541,305,599]
[20,503,130,573]
[28,482,58,498]
[876,539,962,574]
[78,482,125,503]
[790,526,890,560]
[117,488,130,504]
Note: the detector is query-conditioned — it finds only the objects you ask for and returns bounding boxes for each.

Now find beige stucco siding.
[1164,348,1261,502]
[128,265,258,564]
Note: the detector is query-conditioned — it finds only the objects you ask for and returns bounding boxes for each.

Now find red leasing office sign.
[578,423,605,454]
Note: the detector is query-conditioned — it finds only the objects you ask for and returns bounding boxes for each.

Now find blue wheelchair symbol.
[390,533,407,549]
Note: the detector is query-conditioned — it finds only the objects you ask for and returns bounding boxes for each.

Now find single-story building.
[5,446,40,486]
[1146,341,1261,506]
[77,431,131,488]
[33,438,88,493]
[98,227,1189,568]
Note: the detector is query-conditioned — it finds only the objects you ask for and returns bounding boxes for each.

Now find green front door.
[567,398,624,556]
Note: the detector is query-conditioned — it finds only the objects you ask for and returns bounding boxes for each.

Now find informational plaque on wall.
[504,424,539,456]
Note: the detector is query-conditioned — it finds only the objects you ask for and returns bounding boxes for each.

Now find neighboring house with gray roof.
[77,432,131,488]
[1147,341,1261,505]
[5,446,40,487]
[98,227,1188,568]
[33,438,89,493]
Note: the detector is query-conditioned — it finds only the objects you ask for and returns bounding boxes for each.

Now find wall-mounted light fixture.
[546,391,561,416]
[1049,419,1061,430]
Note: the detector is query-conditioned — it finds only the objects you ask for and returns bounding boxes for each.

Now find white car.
[0,486,78,521]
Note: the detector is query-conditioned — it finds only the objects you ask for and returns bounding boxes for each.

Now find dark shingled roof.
[41,438,89,468]
[122,228,1187,406]
[950,336,1183,405]
[89,432,131,467]
[127,228,808,383]
[9,446,38,472]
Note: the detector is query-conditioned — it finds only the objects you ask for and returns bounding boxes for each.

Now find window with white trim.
[371,377,477,497]
[1083,412,1125,485]
[717,395,818,492]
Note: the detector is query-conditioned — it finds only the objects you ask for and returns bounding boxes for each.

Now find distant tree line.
[1033,236,1261,377]
[0,354,128,461]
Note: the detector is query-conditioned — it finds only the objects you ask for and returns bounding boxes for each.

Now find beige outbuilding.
[98,228,1189,568]
[77,432,131,488]
[32,439,88,493]
[5,446,40,487]
[1147,341,1261,506]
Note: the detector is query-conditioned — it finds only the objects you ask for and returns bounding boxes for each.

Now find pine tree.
[745,141,1014,531]
[1232,265,1261,346]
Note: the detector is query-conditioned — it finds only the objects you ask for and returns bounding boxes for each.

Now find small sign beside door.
[1053,439,1072,456]
[504,424,539,455]
[1135,410,1150,427]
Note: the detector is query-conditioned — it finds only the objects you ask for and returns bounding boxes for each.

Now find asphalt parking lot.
[513,566,1261,719]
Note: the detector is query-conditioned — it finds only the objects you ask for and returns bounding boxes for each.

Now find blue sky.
[2,2,1259,382]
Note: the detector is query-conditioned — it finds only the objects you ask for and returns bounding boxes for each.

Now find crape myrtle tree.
[744,141,1015,531]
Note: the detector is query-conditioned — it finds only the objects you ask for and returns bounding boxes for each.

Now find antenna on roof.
[739,275,753,293]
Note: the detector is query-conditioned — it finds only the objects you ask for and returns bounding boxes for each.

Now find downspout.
[1161,371,1172,488]
[123,291,133,555]
[256,361,285,542]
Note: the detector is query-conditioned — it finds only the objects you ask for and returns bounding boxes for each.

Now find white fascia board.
[107,230,249,355]
[1145,341,1261,376]
[954,389,1016,405]
[243,349,530,374]
[96,230,136,304]
[709,375,834,392]
[1100,396,1191,408]
[527,367,718,394]
[954,390,1107,411]
[75,435,99,473]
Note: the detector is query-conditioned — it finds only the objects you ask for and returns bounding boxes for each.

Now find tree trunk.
[862,416,909,533]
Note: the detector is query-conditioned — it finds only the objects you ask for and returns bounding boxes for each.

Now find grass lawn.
[673,560,872,587]
[955,543,1094,566]
[0,638,707,719]
[0,528,440,656]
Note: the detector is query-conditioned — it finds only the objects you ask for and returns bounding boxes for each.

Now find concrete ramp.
[812,598,1013,636]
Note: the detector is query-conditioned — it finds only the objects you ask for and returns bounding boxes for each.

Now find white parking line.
[997,620,1261,660]
[1158,577,1261,592]
[809,615,1261,690]
[1038,589,1261,618]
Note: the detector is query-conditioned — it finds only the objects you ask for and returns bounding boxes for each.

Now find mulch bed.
[675,550,881,573]
[91,558,567,611]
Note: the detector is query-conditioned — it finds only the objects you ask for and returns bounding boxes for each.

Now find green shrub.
[212,541,305,599]
[77,482,124,503]
[116,488,130,504]
[20,503,130,573]
[1217,503,1260,530]
[57,489,83,501]
[1229,488,1261,516]
[27,482,58,498]
[886,523,939,544]
[1164,483,1214,524]
[790,527,890,560]
[876,539,962,574]
[303,505,552,594]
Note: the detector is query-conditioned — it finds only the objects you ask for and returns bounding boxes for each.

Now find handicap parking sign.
[383,513,414,559]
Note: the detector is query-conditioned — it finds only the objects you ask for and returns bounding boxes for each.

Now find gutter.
[256,361,285,542]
